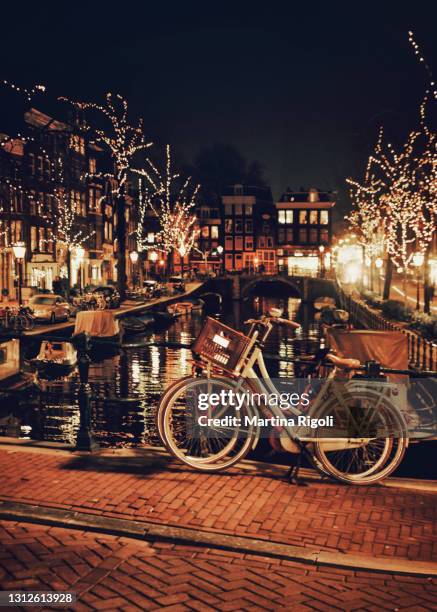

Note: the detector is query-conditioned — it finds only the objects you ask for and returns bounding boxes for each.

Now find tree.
[346,130,386,291]
[50,158,95,288]
[133,145,199,269]
[59,93,152,300]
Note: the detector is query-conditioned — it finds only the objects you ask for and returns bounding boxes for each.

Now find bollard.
[71,332,99,452]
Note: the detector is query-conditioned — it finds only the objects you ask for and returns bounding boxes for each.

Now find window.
[299,210,308,224]
[245,237,253,250]
[210,208,220,218]
[267,237,273,247]
[224,204,233,215]
[278,229,285,244]
[320,210,329,225]
[30,225,38,253]
[89,158,96,174]
[279,210,294,224]
[245,204,252,215]
[309,210,318,224]
[11,220,22,243]
[235,220,243,233]
[245,220,253,233]
[235,237,243,250]
[309,228,318,244]
[70,135,85,155]
[201,226,209,238]
[286,229,293,243]
[225,219,233,234]
[225,237,233,250]
[147,232,155,244]
[321,229,329,244]
[299,228,308,243]
[211,226,219,239]
[37,156,44,174]
[234,204,242,215]
[29,153,35,175]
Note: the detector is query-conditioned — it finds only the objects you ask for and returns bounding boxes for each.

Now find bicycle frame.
[205,320,401,454]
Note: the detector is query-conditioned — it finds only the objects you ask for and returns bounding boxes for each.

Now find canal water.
[0,294,434,478]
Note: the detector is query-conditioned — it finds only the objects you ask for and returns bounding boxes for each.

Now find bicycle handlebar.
[244,316,301,329]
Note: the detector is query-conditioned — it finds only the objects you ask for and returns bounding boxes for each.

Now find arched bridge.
[232,274,337,302]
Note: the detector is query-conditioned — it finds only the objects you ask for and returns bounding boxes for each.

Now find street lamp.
[413,252,424,311]
[130,250,139,289]
[12,242,26,306]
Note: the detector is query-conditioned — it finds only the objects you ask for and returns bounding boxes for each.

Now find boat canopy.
[74,310,120,337]
[326,329,408,380]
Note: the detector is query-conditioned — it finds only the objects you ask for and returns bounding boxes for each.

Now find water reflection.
[3,296,322,446]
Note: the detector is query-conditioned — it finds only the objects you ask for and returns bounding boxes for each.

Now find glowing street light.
[129,250,139,264]
[12,242,26,306]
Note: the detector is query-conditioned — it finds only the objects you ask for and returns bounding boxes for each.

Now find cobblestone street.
[1,520,436,611]
[0,446,435,609]
[0,448,435,563]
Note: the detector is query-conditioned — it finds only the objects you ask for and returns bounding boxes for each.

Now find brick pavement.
[0,448,435,564]
[0,520,436,611]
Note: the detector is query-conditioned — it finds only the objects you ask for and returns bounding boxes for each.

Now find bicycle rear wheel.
[313,390,408,484]
[158,376,256,471]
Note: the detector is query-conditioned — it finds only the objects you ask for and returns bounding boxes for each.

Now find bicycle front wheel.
[159,376,256,471]
[313,389,408,485]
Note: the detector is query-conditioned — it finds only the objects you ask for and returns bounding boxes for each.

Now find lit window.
[245,237,253,250]
[309,229,318,243]
[211,226,219,239]
[235,221,243,233]
[245,204,252,215]
[225,204,233,215]
[309,210,318,224]
[225,219,233,233]
[299,210,308,224]
[89,158,96,174]
[245,220,253,233]
[201,226,209,238]
[225,237,233,250]
[320,211,329,225]
[299,229,307,243]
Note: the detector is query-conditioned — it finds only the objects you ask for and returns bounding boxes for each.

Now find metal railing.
[336,283,437,371]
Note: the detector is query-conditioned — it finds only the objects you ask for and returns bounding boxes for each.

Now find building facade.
[0,106,118,300]
[276,187,335,276]
[222,185,275,273]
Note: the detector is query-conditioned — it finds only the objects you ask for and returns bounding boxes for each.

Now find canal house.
[276,187,335,276]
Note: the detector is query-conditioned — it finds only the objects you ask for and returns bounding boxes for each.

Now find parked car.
[29,294,70,323]
[91,286,121,309]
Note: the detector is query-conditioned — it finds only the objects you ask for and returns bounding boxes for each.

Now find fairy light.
[59,93,152,199]
[1,79,46,102]
[408,31,437,99]
[133,145,200,257]
[50,157,95,257]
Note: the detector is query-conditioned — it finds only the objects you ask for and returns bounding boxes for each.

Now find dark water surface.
[0,296,434,478]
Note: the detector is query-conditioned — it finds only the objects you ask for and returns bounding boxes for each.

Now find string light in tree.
[59,93,152,199]
[133,145,200,256]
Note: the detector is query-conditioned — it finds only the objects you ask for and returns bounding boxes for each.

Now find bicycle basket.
[192,317,251,373]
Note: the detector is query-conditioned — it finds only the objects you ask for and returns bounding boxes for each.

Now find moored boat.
[32,340,77,377]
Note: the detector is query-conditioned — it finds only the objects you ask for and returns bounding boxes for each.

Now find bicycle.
[157,311,412,485]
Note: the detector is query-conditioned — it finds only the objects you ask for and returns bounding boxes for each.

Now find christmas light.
[134,145,200,258]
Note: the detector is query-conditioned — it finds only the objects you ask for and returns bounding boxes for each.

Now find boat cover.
[326,329,408,380]
[74,310,120,337]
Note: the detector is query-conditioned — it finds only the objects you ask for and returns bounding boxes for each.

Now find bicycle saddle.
[326,353,361,369]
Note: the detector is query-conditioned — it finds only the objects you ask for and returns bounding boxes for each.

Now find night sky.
[1,2,436,219]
